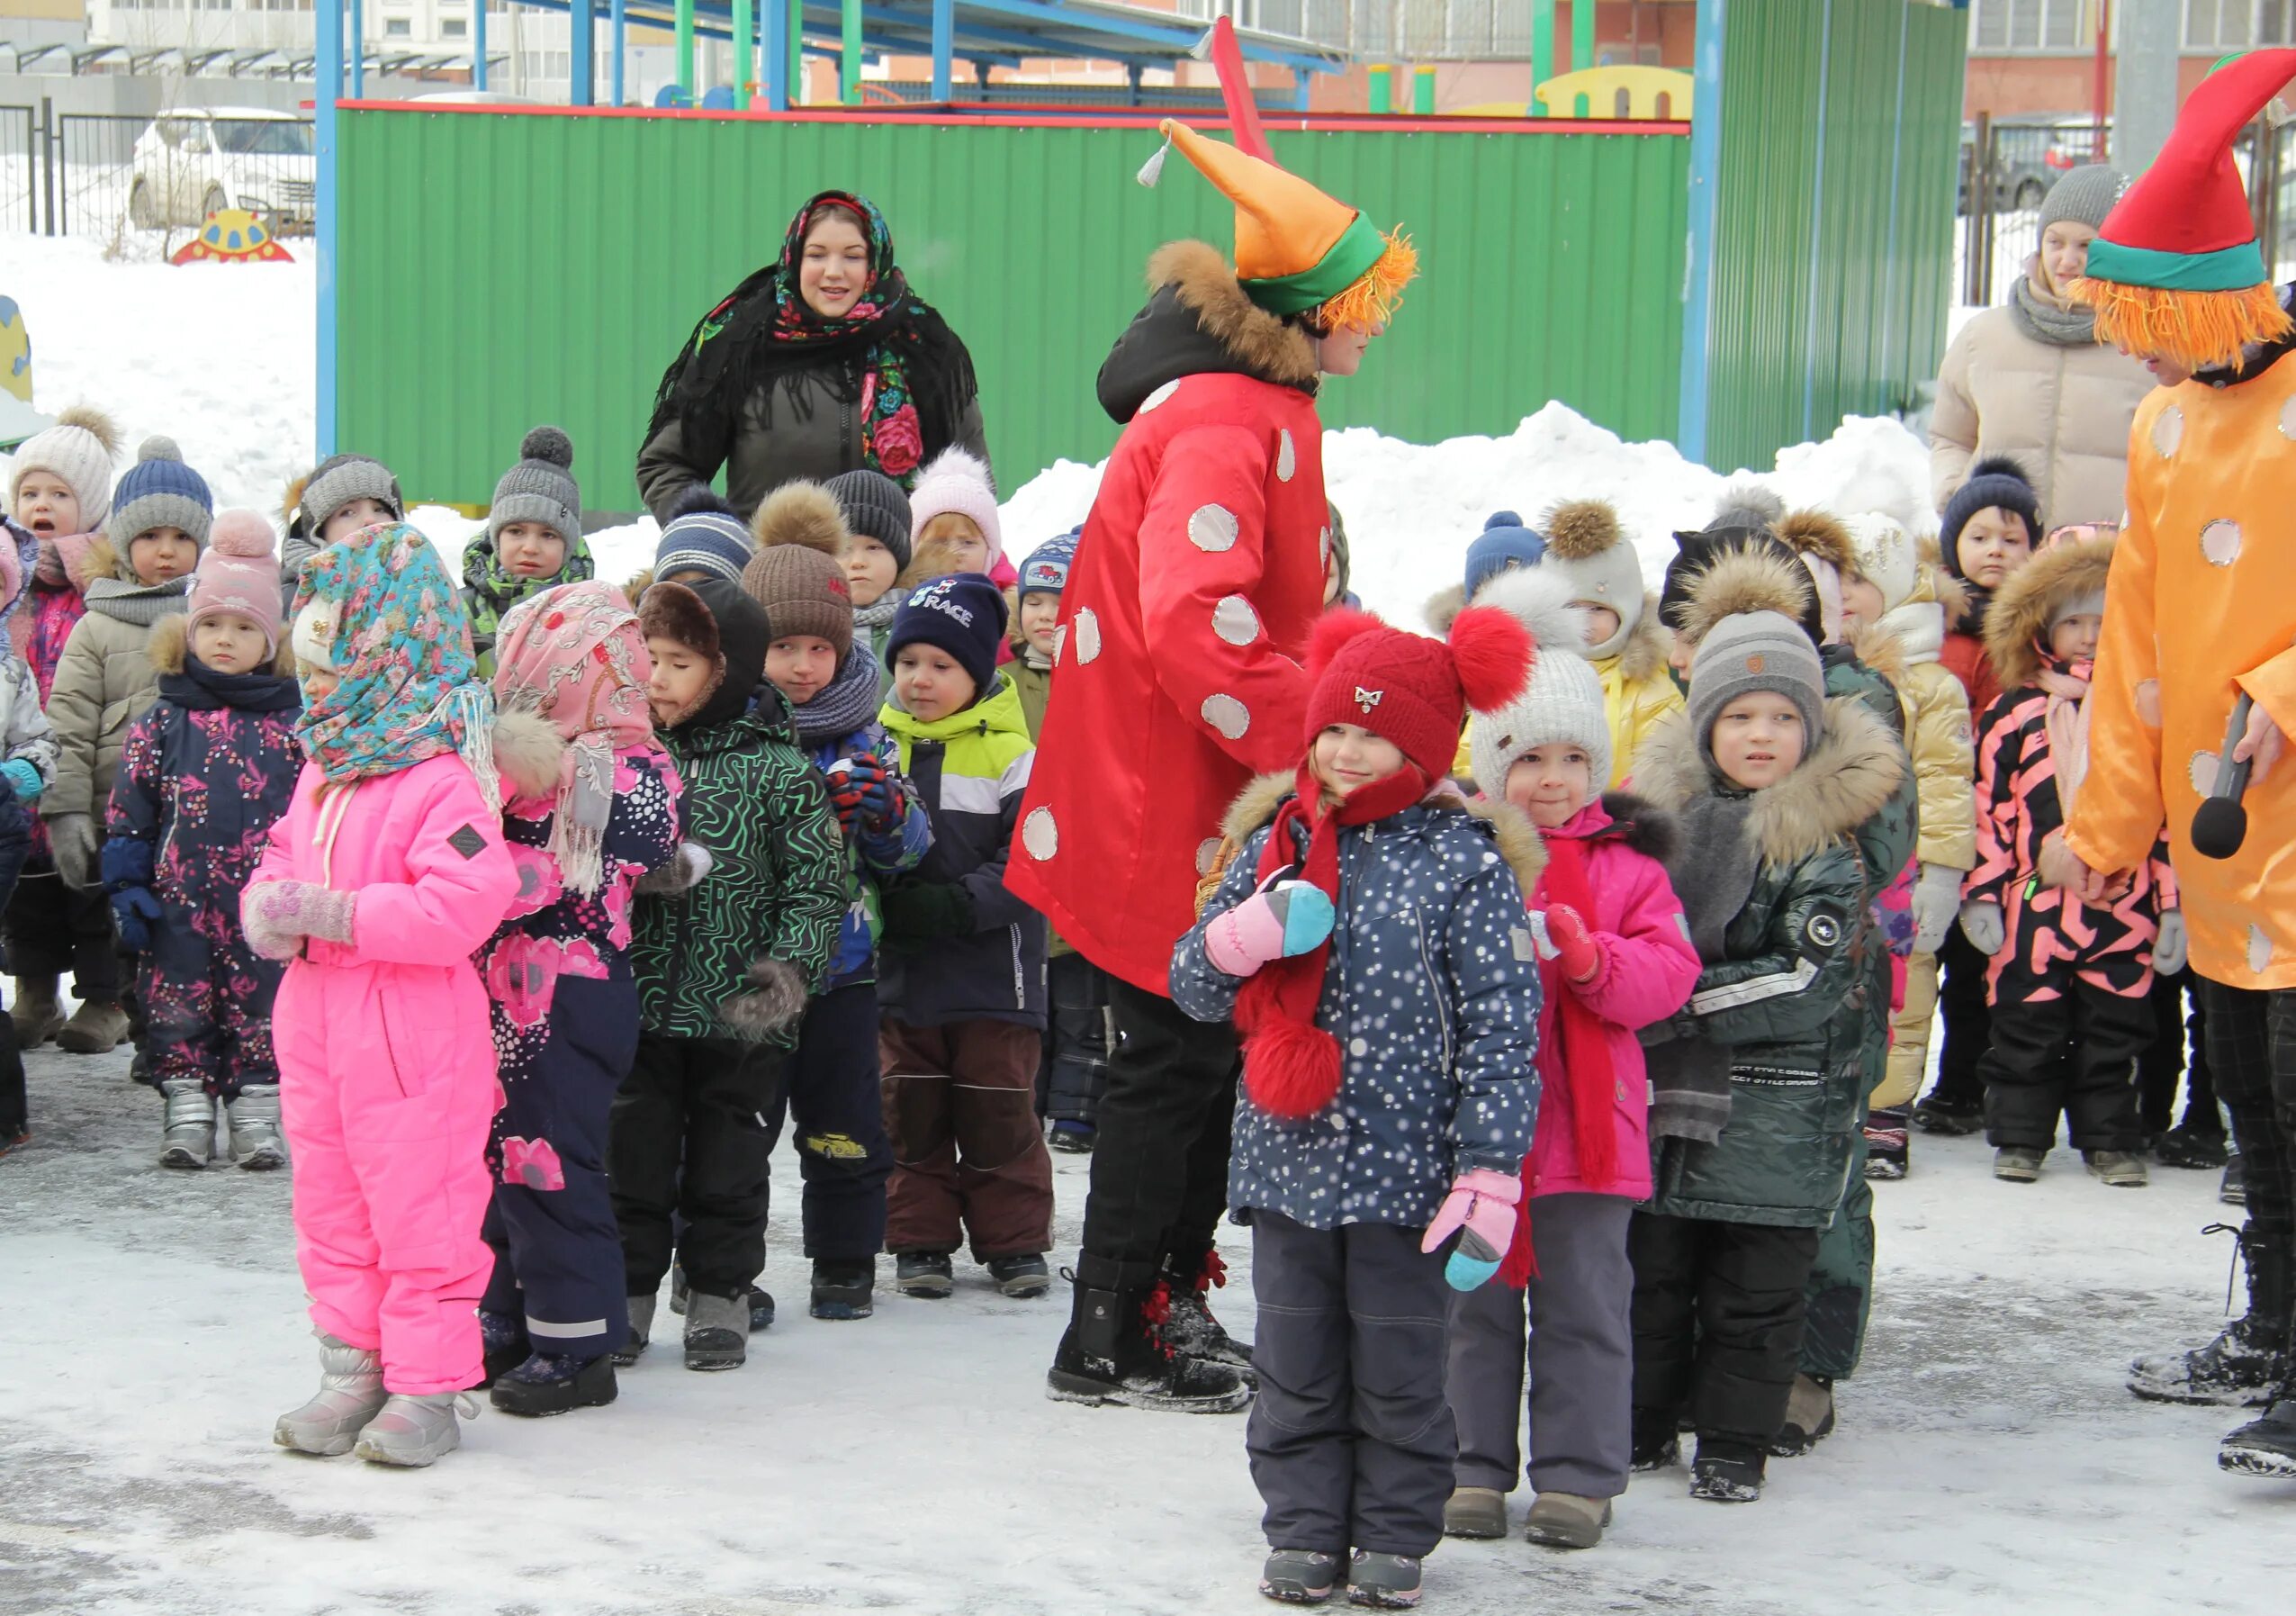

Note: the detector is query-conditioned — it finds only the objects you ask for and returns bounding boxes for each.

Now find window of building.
[441,17,466,36]
[383,16,410,35]
[2187,0,2296,48]
[1972,0,2087,51]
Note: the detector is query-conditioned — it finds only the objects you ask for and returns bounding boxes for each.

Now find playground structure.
[314,0,1966,510]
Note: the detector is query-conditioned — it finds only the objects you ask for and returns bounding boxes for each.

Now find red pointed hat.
[2072,49,2296,366]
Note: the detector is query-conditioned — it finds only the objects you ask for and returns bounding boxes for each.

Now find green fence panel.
[1700,0,1965,474]
[333,110,1688,512]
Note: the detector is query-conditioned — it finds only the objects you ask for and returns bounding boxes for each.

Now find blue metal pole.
[1675,0,1724,463]
[348,0,364,97]
[316,0,341,458]
[763,0,788,109]
[1877,0,1910,416]
[1292,66,1310,111]
[572,0,595,104]
[931,0,952,101]
[474,0,488,90]
[1799,0,1834,444]
[610,0,625,104]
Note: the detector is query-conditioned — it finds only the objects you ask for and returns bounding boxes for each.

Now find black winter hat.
[1660,528,1823,648]
[887,572,1007,702]
[825,469,914,572]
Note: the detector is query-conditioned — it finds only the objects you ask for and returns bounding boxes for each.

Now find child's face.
[193,612,269,674]
[1667,627,1695,681]
[1576,604,1622,646]
[2050,613,2102,664]
[1710,692,1806,791]
[1839,573,1887,632]
[917,513,988,574]
[301,665,339,701]
[1957,507,2032,591]
[2042,521,2118,554]
[320,498,394,546]
[842,535,899,607]
[13,472,80,537]
[765,634,839,706]
[1322,550,1344,607]
[131,528,198,585]
[645,635,716,727]
[895,643,977,723]
[1018,592,1061,655]
[1312,723,1407,799]
[496,521,567,580]
[1504,745,1595,830]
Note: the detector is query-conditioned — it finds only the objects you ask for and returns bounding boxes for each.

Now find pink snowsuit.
[255,754,519,1395]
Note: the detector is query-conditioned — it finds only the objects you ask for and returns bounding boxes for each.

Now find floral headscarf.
[491,581,654,895]
[642,190,979,488]
[291,521,498,804]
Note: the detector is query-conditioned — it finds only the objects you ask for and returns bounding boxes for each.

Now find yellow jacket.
[1852,574,1976,871]
[2068,357,2296,989]
[1598,611,1683,788]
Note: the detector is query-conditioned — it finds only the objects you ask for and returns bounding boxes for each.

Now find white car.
[128,108,315,234]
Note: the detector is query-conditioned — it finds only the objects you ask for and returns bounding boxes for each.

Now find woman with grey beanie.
[1930,165,2155,528]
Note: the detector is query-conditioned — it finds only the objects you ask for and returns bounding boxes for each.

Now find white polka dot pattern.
[1139,380,1182,412]
[2134,678,2162,728]
[1189,504,1239,553]
[1051,623,1067,666]
[2252,924,2275,976]
[1022,807,1058,861]
[1201,693,1250,740]
[1212,594,1261,645]
[1195,837,1223,875]
[2201,519,2242,567]
[1276,429,1297,483]
[2153,404,2183,458]
[1072,606,1102,664]
[2282,396,2296,440]
[2191,749,2224,796]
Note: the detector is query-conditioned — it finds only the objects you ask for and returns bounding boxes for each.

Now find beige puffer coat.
[42,540,187,820]
[1930,277,2155,528]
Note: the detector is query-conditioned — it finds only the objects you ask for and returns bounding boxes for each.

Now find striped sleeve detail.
[1688,956,1818,1016]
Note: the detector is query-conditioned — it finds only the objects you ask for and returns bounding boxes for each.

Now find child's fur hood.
[1673,543,1814,648]
[1217,771,1548,895]
[279,473,309,530]
[1149,239,1322,391]
[638,579,718,662]
[1543,499,1622,560]
[623,566,655,605]
[750,480,848,555]
[1616,597,1670,681]
[1596,790,1681,866]
[1631,696,1906,869]
[1984,531,2115,691]
[85,537,134,584]
[1916,537,1975,626]
[491,703,570,802]
[1847,618,1907,685]
[1774,510,1859,574]
[146,614,295,677]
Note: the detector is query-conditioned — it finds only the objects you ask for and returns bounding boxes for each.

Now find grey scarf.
[2008,271,2099,348]
[1646,791,1763,1145]
[851,594,900,665]
[789,644,887,746]
[83,575,190,627]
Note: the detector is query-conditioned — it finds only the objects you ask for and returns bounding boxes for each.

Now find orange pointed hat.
[2069,49,2296,367]
[1148,120,1416,331]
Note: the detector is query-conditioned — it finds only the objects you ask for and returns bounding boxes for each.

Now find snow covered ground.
[1,1041,2289,1615]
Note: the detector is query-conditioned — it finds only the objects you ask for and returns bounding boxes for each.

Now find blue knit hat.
[107,437,213,548]
[1019,528,1080,599]
[1463,510,1545,599]
[887,572,1007,701]
[653,487,753,587]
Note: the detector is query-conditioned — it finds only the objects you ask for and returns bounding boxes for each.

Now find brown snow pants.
[881,1017,1053,1261]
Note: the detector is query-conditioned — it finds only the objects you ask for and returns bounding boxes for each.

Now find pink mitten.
[1419,1167,1523,1291]
[241,880,356,961]
[1545,903,1601,984]
[1202,875,1336,978]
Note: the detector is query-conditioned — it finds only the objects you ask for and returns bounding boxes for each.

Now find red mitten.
[1546,903,1601,984]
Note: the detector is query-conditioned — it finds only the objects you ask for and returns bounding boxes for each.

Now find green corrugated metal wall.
[332,113,1688,510]
[1700,0,1965,474]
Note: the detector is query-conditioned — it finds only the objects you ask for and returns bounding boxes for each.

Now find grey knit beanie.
[106,437,213,549]
[825,468,914,572]
[1687,609,1826,772]
[2039,165,2129,239]
[488,425,580,546]
[299,453,404,538]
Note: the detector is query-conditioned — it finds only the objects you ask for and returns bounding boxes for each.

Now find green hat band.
[2084,235,2269,293]
[1240,212,1384,317]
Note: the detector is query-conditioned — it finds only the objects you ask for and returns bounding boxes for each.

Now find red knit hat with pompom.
[1303,604,1535,782]
[188,509,286,655]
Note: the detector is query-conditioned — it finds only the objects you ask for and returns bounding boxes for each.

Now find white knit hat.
[7,404,122,530]
[1843,511,1920,613]
[907,447,1004,563]
[1468,568,1614,792]
[1535,498,1645,658]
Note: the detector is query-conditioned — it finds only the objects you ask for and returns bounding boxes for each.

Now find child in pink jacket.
[252,521,518,1470]
[1447,573,1700,1551]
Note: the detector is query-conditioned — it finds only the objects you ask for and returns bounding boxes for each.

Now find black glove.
[878,882,976,952]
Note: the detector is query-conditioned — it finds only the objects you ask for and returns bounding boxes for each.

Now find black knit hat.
[1660,528,1823,648]
[825,469,914,572]
[887,572,1007,701]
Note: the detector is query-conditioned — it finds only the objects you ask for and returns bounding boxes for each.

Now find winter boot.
[490,1351,617,1417]
[1442,1485,1507,1539]
[747,1286,777,1331]
[477,1309,528,1388]
[273,1332,387,1456]
[2219,1371,2296,1479]
[1770,1374,1836,1456]
[2156,1124,2230,1169]
[896,1251,955,1298]
[2085,1150,2148,1187]
[1258,1548,1341,1605]
[2222,1153,2246,1205]
[11,975,63,1046]
[810,1260,875,1321]
[1045,1264,1254,1413]
[986,1254,1052,1298]
[224,1084,286,1169]
[612,1293,654,1368]
[1629,1412,1681,1471]
[2130,1229,2289,1406]
[683,1288,748,1371]
[1521,1492,1612,1549]
[1344,1551,1421,1609]
[1688,1438,1766,1503]
[53,998,129,1054]
[1862,1107,1910,1178]
[669,1263,687,1315]
[1157,1248,1256,1383]
[1049,1119,1096,1154]
[158,1079,214,1169]
[1912,1094,1982,1136]
[354,1392,478,1467]
[1994,1146,2045,1183]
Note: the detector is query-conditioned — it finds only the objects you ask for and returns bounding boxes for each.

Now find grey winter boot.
[158,1079,214,1169]
[54,997,130,1054]
[273,1333,387,1456]
[2131,1229,2289,1406]
[1521,1491,1613,1549]
[683,1288,749,1371]
[1441,1485,1507,1539]
[225,1084,286,1170]
[11,975,64,1046]
[612,1293,655,1368]
[353,1392,479,1467]
[1344,1551,1422,1609]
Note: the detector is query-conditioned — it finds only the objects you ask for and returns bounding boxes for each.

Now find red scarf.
[1500,832,1618,1288]
[1235,763,1427,1120]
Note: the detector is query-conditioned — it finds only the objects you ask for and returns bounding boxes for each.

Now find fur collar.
[1848,619,1908,684]
[1219,771,1548,893]
[1776,510,1858,573]
[147,614,295,677]
[1983,532,2115,691]
[1593,790,1681,865]
[1613,599,1670,682]
[1630,696,1905,869]
[1149,241,1321,391]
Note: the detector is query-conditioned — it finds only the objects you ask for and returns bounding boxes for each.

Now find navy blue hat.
[887,572,1007,701]
[1019,528,1080,599]
[107,437,214,549]
[1463,510,1545,600]
[1939,455,2042,584]
[654,486,753,587]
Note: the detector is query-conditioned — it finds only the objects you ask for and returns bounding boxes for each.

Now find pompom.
[750,479,848,555]
[207,509,276,560]
[1470,568,1591,656]
[1305,605,1385,682]
[1711,479,1784,530]
[56,405,122,459]
[1447,603,1535,715]
[1675,541,1817,646]
[667,483,739,521]
[1244,1020,1345,1120]
[138,435,182,465]
[1541,498,1622,561]
[519,425,574,469]
[1966,453,2036,488]
[915,446,997,497]
[1484,510,1524,530]
[279,472,311,528]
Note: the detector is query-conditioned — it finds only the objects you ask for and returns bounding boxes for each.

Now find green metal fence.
[332,109,1689,511]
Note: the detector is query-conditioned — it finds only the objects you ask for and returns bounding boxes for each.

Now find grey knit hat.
[298,453,403,538]
[825,468,913,572]
[487,425,580,546]
[106,437,213,548]
[2039,165,2129,239]
[1687,609,1826,772]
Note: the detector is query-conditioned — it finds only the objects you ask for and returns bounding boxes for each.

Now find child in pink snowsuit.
[254,520,518,1469]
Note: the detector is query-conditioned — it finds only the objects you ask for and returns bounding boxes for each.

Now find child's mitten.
[1912,862,1963,954]
[46,811,96,889]
[1202,875,1336,978]
[1958,898,2005,957]
[2153,908,2187,976]
[721,955,809,1039]
[0,759,43,803]
[110,886,163,952]
[241,880,356,961]
[1419,1168,1523,1291]
[1544,903,1602,984]
[634,841,713,895]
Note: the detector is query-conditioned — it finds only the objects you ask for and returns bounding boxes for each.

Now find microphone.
[2192,692,2256,860]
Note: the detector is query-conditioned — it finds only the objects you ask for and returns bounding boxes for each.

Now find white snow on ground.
[2,1041,2290,1614]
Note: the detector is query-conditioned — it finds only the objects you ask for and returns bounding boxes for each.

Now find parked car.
[1958,115,2084,214]
[128,108,315,235]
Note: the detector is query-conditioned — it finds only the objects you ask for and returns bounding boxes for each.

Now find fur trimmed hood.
[749,480,847,555]
[1674,543,1818,648]
[1984,529,2115,691]
[1218,771,1548,895]
[1631,695,1906,869]
[1594,790,1681,866]
[491,704,569,802]
[147,613,295,677]
[1847,618,1908,685]
[1775,510,1859,574]
[1149,240,1321,390]
[623,566,656,605]
[1615,597,1670,681]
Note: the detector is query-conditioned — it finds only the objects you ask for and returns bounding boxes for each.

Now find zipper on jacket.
[1009,925,1024,1008]
[1411,905,1454,1073]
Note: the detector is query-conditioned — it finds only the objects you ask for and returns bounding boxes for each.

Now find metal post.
[2114,0,2179,175]
[677,0,695,95]
[1676,0,1725,462]
[1412,64,1434,114]
[733,0,752,107]
[38,96,53,237]
[1966,111,1994,307]
[1124,61,1143,108]
[317,0,341,458]
[788,2,805,107]
[1292,67,1310,112]
[932,0,953,102]
[1571,0,1593,73]
[1367,63,1391,114]
[610,0,625,104]
[2092,0,2110,160]
[1799,0,1833,443]
[348,0,364,97]
[840,0,861,104]
[1531,0,1553,114]
[572,0,594,104]
[474,0,488,91]
[761,0,787,109]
